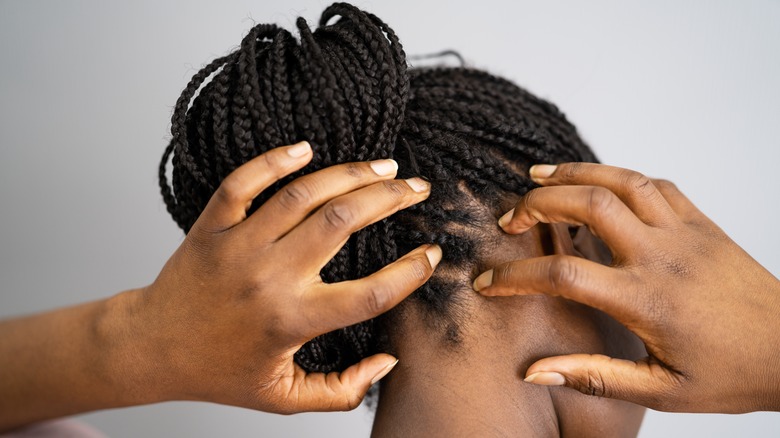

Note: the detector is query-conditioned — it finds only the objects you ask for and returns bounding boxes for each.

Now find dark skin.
[372,206,645,437]
[2,155,778,432]
[0,142,442,431]
[475,163,780,413]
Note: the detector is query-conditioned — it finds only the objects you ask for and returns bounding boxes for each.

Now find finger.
[523,353,685,412]
[281,178,431,273]
[650,179,703,223]
[473,255,638,322]
[499,185,649,256]
[296,245,441,338]
[192,141,313,233]
[275,354,399,413]
[246,159,400,241]
[528,163,678,228]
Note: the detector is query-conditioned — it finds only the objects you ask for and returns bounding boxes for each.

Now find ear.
[547,224,612,265]
[547,223,577,256]
[572,226,612,265]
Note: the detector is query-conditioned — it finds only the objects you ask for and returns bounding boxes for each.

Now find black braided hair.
[159,2,597,374]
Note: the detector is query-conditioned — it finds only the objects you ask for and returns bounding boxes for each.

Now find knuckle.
[277,180,316,211]
[363,283,392,316]
[583,368,608,398]
[620,170,654,198]
[215,176,246,206]
[381,180,407,199]
[652,178,679,194]
[493,263,518,287]
[321,201,357,231]
[343,162,364,178]
[547,256,578,292]
[586,186,616,219]
[559,162,584,181]
[521,187,539,210]
[407,256,432,282]
[343,390,364,411]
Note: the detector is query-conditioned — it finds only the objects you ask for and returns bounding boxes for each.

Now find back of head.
[159,2,597,374]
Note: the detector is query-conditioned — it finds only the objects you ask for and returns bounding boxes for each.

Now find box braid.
[159,2,597,374]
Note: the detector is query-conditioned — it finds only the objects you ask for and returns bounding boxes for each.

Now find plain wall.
[0,0,778,436]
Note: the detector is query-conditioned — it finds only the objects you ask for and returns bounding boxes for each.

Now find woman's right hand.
[474,163,780,413]
[1,141,441,431]
[107,141,441,413]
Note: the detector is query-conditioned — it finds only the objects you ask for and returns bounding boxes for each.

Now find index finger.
[527,163,679,228]
[293,244,442,341]
[245,159,400,241]
[192,142,313,233]
[474,255,642,325]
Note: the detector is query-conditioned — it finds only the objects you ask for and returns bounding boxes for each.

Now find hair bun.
[161,3,410,232]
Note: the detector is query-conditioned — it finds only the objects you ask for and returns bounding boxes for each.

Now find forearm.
[0,289,160,432]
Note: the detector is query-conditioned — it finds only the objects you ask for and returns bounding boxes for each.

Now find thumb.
[523,354,684,409]
[281,354,398,413]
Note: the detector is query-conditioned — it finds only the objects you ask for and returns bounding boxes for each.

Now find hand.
[473,162,780,413]
[108,141,441,414]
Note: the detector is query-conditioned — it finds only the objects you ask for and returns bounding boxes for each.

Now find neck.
[370,294,645,438]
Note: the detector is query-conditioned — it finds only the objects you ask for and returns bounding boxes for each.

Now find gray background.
[1,0,778,436]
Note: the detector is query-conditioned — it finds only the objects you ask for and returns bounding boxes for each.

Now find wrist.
[95,287,172,406]
[748,276,780,412]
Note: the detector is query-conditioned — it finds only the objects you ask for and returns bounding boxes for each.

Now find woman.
[160,3,645,435]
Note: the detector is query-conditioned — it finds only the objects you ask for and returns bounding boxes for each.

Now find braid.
[160,2,597,373]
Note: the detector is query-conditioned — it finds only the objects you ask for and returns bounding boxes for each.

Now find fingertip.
[529,164,557,182]
[405,177,430,193]
[524,371,566,386]
[498,208,514,229]
[286,140,312,158]
[369,159,399,177]
[473,269,494,292]
[498,208,531,234]
[425,244,442,270]
[342,354,398,388]
[370,357,399,385]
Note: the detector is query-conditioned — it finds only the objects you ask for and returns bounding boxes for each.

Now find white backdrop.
[0,0,778,436]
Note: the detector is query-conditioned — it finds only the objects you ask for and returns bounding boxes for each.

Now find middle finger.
[501,185,650,257]
[279,177,431,274]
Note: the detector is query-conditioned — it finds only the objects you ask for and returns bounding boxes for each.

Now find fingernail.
[371,359,399,385]
[524,372,565,386]
[287,141,311,157]
[405,177,430,193]
[498,209,515,228]
[369,159,398,176]
[425,245,442,269]
[530,164,557,180]
[473,269,493,291]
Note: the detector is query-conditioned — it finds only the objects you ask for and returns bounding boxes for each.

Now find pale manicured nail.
[287,141,311,157]
[530,164,557,180]
[498,209,515,228]
[369,159,398,176]
[405,177,430,193]
[425,245,442,269]
[524,372,566,386]
[371,359,399,385]
[473,269,493,291]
